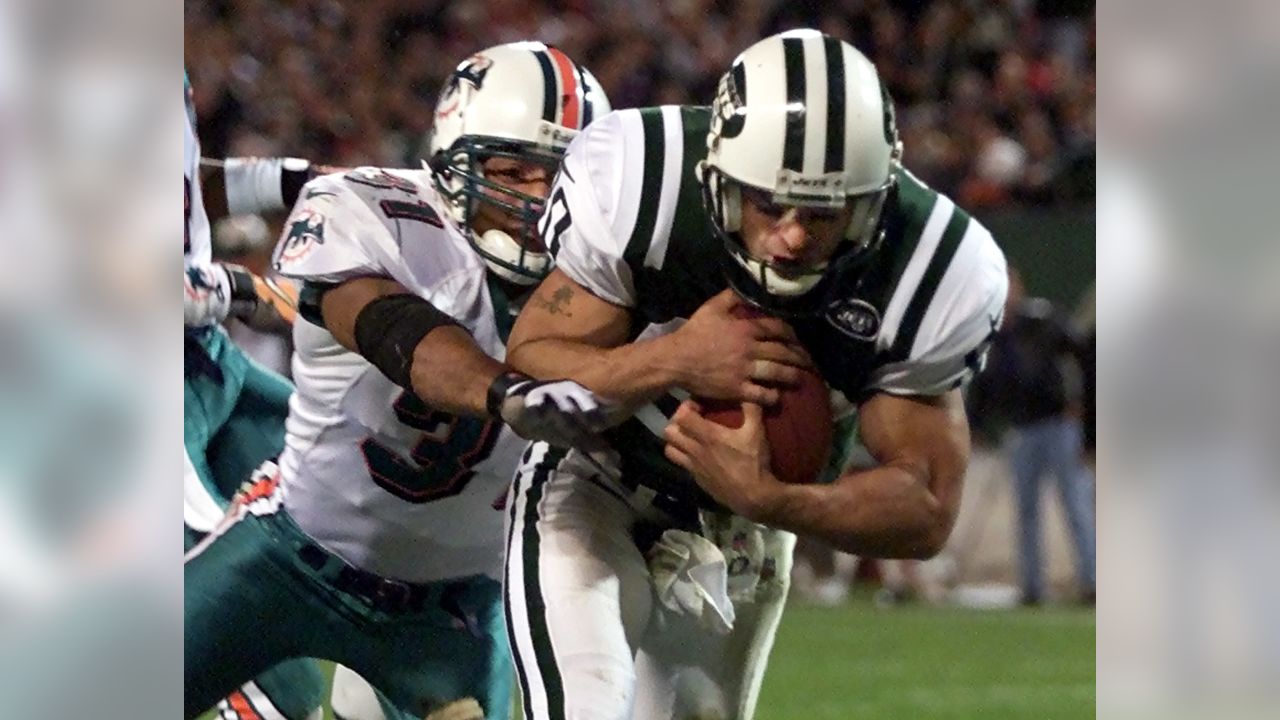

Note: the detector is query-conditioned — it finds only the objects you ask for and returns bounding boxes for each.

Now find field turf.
[200,596,1095,719]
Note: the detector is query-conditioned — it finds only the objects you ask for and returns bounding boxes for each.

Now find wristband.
[486,371,530,417]
[224,157,311,215]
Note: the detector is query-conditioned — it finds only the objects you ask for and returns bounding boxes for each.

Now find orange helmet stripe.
[545,47,581,129]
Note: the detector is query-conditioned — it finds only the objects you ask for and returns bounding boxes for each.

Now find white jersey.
[272,167,526,583]
[183,73,211,269]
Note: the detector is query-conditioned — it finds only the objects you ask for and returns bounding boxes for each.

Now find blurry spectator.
[184,0,1095,209]
[961,111,1027,207]
[1073,283,1097,460]
[969,267,1096,604]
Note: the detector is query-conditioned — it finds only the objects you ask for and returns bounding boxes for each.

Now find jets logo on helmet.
[699,29,903,316]
[427,42,610,285]
[709,65,747,145]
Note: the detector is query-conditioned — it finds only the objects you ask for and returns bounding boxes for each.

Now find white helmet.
[427,42,611,285]
[700,29,902,316]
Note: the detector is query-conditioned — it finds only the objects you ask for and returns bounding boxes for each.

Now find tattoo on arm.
[532,285,575,317]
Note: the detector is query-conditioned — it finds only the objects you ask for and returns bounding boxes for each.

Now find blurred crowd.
[185,0,1094,208]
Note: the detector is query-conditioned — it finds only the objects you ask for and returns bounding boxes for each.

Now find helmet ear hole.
[721,178,741,234]
[427,152,450,176]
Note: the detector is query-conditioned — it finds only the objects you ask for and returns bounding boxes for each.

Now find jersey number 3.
[360,392,501,503]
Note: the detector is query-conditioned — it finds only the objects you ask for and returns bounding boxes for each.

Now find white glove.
[648,529,736,634]
[184,263,296,330]
[486,372,616,449]
[184,264,234,327]
[700,512,768,603]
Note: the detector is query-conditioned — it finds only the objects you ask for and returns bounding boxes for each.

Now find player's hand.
[224,265,298,330]
[664,400,781,521]
[670,289,811,406]
[487,372,620,449]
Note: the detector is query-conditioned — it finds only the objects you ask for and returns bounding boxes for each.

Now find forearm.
[755,463,954,559]
[507,332,685,411]
[407,325,506,418]
[201,157,323,221]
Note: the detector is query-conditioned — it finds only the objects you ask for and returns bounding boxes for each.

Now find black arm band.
[353,294,461,390]
[486,371,530,417]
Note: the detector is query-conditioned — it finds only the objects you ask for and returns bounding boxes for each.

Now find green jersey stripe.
[881,174,938,304]
[623,108,667,271]
[889,205,972,360]
[847,176,936,317]
[670,106,712,245]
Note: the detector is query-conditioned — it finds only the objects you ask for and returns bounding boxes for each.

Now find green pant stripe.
[520,446,567,719]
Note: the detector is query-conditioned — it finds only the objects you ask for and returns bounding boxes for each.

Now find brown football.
[697,307,834,484]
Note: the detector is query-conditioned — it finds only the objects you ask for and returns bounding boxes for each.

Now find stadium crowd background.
[185,0,1094,211]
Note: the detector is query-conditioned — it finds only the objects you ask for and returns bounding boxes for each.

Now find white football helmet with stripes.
[428,42,610,285]
[700,29,902,315]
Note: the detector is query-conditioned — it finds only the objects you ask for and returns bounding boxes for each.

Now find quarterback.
[504,30,1008,718]
[184,43,611,720]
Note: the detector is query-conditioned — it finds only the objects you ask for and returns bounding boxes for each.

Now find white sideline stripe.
[243,681,290,720]
[507,447,552,718]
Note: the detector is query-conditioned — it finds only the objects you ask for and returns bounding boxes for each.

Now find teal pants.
[184,500,513,719]
[184,327,326,720]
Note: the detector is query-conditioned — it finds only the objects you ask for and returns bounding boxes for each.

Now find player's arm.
[184,263,298,329]
[317,276,507,418]
[508,273,810,411]
[507,269,692,412]
[200,157,345,221]
[668,220,1007,556]
[666,390,967,558]
[315,276,611,445]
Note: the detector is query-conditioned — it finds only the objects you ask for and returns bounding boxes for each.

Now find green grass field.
[757,599,1095,719]
[201,598,1094,719]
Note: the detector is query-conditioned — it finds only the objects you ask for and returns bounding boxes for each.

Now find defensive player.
[184,42,612,720]
[504,30,1008,718]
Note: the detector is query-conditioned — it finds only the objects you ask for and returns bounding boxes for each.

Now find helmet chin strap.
[475,228,548,286]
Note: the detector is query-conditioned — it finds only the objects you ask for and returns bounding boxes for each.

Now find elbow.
[904,523,951,560]
[504,337,536,375]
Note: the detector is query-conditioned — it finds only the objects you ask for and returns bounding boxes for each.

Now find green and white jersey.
[548,106,1007,505]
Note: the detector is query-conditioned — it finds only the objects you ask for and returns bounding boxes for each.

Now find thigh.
[356,577,512,720]
[184,505,309,719]
[505,445,654,720]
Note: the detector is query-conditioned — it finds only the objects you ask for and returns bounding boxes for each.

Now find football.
[698,309,834,484]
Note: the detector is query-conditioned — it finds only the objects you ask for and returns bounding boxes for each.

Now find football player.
[503,30,1008,718]
[184,43,612,720]
[184,69,343,720]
